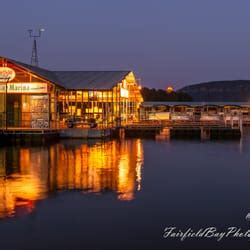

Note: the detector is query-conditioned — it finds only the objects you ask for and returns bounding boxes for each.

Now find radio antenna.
[28,28,45,67]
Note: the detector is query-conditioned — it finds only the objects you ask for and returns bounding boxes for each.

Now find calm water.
[0,132,250,250]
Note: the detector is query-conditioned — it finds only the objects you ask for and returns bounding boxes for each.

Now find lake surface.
[0,132,250,249]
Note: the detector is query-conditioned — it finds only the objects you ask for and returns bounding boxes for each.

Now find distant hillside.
[141,87,192,102]
[178,80,250,102]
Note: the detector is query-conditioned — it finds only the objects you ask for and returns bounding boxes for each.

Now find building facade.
[0,56,143,130]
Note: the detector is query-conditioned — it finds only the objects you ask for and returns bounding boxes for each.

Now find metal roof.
[53,71,130,90]
[4,57,131,90]
[142,101,250,107]
[9,59,61,86]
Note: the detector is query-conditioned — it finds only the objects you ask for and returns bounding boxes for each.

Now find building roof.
[53,71,130,90]
[5,57,131,90]
[9,58,61,85]
[142,101,250,107]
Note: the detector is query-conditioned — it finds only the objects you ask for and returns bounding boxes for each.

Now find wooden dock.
[0,128,60,143]
[125,122,163,137]
[0,120,242,141]
[59,128,112,139]
[125,120,241,139]
[0,127,114,141]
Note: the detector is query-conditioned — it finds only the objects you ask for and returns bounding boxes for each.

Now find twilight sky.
[1,0,250,89]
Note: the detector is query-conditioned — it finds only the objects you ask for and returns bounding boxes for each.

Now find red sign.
[0,67,16,82]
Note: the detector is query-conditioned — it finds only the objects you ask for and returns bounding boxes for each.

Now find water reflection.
[0,139,144,219]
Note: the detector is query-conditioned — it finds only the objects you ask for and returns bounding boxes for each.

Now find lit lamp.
[166,86,174,94]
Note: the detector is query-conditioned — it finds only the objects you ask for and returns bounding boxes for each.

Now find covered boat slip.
[0,56,143,136]
[139,102,250,126]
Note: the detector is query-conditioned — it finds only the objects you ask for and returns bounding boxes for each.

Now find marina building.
[0,56,143,131]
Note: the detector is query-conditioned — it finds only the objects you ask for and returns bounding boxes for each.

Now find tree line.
[141,87,192,102]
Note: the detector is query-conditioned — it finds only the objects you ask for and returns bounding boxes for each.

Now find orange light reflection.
[0,139,144,219]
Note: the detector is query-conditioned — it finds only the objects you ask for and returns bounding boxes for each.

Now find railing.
[128,119,240,130]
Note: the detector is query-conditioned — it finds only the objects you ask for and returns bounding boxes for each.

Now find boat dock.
[0,128,60,143]
[0,118,242,141]
[1,100,249,141]
[0,127,114,142]
[125,120,241,139]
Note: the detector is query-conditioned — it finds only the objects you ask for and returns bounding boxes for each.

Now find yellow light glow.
[0,140,144,218]
[120,88,129,98]
[135,139,143,191]
[166,86,174,94]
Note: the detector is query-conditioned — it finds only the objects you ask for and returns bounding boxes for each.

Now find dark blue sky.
[1,0,250,89]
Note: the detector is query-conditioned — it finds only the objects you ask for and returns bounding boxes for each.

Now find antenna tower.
[28,28,45,66]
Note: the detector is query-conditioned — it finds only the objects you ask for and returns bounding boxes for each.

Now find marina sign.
[0,82,48,93]
[0,67,16,82]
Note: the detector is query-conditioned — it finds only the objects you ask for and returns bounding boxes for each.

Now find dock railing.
[127,117,243,130]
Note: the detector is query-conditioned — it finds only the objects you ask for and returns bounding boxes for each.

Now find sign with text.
[0,82,48,93]
[0,67,16,82]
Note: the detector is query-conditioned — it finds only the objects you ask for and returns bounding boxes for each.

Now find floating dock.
[59,128,112,139]
[0,127,113,142]
[125,121,241,139]
[0,128,60,143]
[0,120,242,142]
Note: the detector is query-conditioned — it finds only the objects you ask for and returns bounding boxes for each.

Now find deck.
[125,120,241,139]
[0,127,60,134]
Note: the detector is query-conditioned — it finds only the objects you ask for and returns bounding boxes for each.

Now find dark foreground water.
[0,131,250,250]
